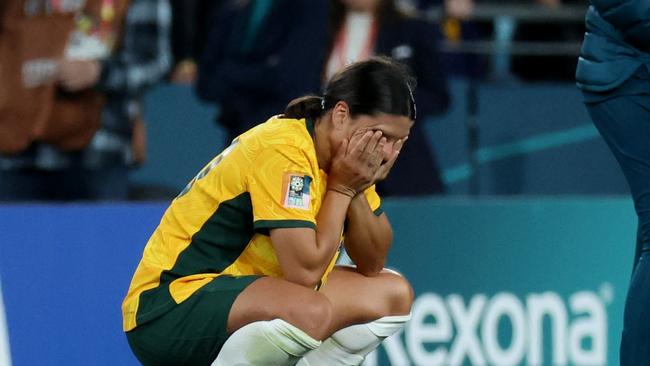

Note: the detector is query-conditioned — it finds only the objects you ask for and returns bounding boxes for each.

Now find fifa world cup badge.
[282,174,312,210]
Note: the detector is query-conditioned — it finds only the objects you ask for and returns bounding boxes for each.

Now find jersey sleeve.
[363,185,383,216]
[248,145,317,233]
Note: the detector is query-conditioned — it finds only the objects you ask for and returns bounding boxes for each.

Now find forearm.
[314,190,353,265]
[344,194,393,276]
[281,190,352,288]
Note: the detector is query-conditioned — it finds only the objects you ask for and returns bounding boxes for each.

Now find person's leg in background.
[0,168,49,201]
[83,163,130,201]
[585,93,650,365]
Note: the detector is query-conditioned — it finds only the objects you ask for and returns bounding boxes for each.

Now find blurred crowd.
[0,0,586,202]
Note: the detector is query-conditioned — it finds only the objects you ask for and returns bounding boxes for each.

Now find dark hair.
[283,96,326,120]
[284,57,416,121]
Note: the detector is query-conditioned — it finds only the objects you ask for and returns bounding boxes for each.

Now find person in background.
[326,0,450,196]
[197,0,329,143]
[123,57,414,366]
[169,0,218,84]
[0,0,171,201]
[576,1,650,364]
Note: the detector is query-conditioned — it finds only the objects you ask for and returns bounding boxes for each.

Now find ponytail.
[283,96,325,120]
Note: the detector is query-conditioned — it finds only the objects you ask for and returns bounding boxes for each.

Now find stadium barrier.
[0,197,634,365]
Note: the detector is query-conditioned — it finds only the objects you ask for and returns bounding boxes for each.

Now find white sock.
[296,314,411,366]
[212,319,322,366]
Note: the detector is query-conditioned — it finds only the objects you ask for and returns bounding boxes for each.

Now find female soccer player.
[123,57,415,366]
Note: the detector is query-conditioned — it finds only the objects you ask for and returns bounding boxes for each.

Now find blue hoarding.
[0,198,636,365]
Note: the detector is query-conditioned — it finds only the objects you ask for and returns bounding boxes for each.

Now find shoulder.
[240,116,316,160]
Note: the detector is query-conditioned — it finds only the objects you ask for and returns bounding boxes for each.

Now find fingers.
[348,130,373,156]
[371,136,386,167]
[374,138,404,183]
[363,131,383,154]
[335,138,349,159]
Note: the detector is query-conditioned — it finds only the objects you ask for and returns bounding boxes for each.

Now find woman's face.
[340,0,381,12]
[344,112,413,163]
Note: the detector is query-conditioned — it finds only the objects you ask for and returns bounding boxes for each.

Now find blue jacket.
[576,0,650,92]
[373,15,450,196]
[197,0,328,138]
[376,16,450,118]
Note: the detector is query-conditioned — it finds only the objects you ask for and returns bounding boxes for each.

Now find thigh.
[227,276,333,339]
[318,265,413,334]
[587,95,650,259]
[127,275,258,366]
[620,251,650,365]
[586,95,650,197]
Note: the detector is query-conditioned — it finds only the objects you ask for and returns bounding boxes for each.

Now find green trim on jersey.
[254,219,317,235]
[306,118,316,140]
[136,193,255,325]
[373,206,384,216]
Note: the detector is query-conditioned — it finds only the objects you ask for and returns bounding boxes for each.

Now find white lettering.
[569,292,606,364]
[527,292,568,365]
[406,293,452,366]
[371,288,608,366]
[22,59,58,88]
[447,294,486,366]
[481,293,526,366]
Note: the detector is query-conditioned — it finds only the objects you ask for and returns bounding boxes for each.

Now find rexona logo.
[365,285,613,366]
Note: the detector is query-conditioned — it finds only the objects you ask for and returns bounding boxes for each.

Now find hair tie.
[320,97,326,110]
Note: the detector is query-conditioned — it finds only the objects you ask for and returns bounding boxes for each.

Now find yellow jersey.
[122,116,382,331]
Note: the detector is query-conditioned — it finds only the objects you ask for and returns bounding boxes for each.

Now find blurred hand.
[445,0,474,20]
[536,0,561,8]
[57,59,101,92]
[170,59,197,84]
[328,130,385,197]
[131,115,147,166]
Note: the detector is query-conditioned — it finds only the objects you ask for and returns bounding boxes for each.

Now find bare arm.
[271,190,352,288]
[344,195,393,276]
[270,131,385,288]
[343,138,405,276]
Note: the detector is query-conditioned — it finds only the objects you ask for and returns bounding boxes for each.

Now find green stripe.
[443,124,600,184]
[136,193,255,325]
[373,206,384,216]
[306,118,316,140]
[254,220,317,235]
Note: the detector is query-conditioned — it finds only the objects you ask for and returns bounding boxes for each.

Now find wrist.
[326,186,356,199]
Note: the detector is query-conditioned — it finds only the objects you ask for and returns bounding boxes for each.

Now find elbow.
[355,250,388,277]
[356,263,385,277]
[283,267,324,289]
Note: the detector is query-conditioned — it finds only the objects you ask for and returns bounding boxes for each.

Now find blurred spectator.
[0,0,171,201]
[326,0,450,196]
[577,1,650,364]
[415,0,585,81]
[196,0,329,143]
[169,0,218,84]
[510,0,585,81]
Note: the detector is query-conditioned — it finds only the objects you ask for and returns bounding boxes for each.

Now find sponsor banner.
[0,198,636,365]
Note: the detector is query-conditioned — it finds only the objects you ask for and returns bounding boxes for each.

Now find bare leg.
[227,276,333,339]
[319,265,414,335]
[296,266,414,366]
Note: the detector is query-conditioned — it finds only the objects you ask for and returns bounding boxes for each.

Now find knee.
[384,272,414,315]
[284,293,333,340]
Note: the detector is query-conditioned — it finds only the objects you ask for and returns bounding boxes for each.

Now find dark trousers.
[0,164,129,202]
[585,93,650,365]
